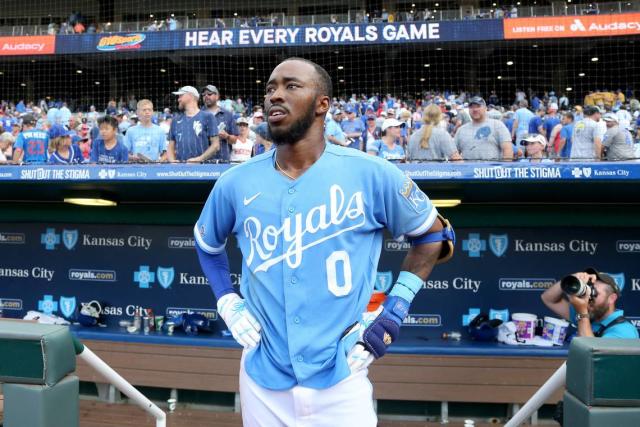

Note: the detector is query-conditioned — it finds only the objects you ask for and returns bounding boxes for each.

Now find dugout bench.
[72,327,566,423]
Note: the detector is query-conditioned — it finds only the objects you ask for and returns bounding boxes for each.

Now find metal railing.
[3,1,640,36]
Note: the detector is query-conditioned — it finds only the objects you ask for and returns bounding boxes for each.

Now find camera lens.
[560,275,585,296]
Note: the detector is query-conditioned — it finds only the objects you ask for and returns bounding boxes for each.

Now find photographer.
[541,268,638,338]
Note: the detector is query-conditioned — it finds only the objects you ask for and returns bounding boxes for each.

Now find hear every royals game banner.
[0,162,638,182]
[1,223,639,336]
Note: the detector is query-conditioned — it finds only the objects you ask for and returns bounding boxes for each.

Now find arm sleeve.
[195,245,235,299]
[194,178,235,254]
[208,113,219,138]
[374,162,438,239]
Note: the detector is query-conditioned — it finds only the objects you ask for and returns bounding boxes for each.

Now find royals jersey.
[194,143,437,390]
[15,129,49,163]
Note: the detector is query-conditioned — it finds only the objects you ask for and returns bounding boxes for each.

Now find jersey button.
[294,316,300,324]
[291,276,297,284]
[296,355,304,362]
[287,207,295,213]
[288,188,295,194]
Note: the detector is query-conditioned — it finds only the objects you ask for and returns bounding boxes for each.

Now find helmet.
[77,300,102,327]
[468,313,503,341]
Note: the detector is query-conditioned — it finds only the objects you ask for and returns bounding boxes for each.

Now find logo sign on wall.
[504,13,640,39]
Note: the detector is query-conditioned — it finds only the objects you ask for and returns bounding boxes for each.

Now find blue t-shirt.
[367,139,405,162]
[570,307,639,339]
[195,144,437,390]
[209,108,238,161]
[90,138,129,163]
[124,124,167,161]
[515,108,535,136]
[528,116,543,135]
[49,144,85,164]
[340,118,365,149]
[559,123,574,158]
[324,119,346,145]
[543,115,561,140]
[169,110,218,161]
[15,129,49,163]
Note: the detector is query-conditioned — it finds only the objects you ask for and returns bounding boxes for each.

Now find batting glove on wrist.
[346,295,410,373]
[217,293,262,349]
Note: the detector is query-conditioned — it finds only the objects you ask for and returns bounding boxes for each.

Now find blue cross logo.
[40,228,61,250]
[462,233,486,257]
[38,295,59,315]
[134,265,155,289]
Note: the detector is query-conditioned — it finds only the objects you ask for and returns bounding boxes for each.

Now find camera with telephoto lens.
[560,275,598,302]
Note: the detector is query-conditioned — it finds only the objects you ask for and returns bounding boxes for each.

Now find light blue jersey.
[195,143,437,390]
[124,124,167,161]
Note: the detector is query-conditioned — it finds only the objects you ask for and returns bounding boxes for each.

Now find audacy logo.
[570,19,586,31]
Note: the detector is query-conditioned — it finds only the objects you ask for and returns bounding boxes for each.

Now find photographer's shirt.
[569,307,639,338]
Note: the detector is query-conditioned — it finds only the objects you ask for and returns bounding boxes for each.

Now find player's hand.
[217,293,261,349]
[346,295,410,373]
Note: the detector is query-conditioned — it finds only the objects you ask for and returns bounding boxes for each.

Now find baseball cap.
[584,267,620,295]
[172,86,200,99]
[381,118,406,132]
[548,102,559,110]
[236,117,250,125]
[21,114,36,125]
[469,96,486,107]
[48,124,73,139]
[520,133,547,147]
[583,106,601,116]
[344,106,355,114]
[201,84,219,94]
[366,116,376,121]
[603,112,618,122]
[252,122,272,141]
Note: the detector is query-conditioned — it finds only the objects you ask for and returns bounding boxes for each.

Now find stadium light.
[256,80,262,84]
[435,3,439,6]
[532,44,538,48]
[94,81,100,85]
[338,66,344,70]
[64,198,117,207]
[591,57,599,62]
[497,76,502,80]
[566,87,572,91]
[31,60,36,63]
[0,72,3,75]
[432,199,461,208]
[506,61,514,66]
[424,64,430,67]
[420,78,426,82]
[579,72,585,77]
[20,83,26,87]
[339,79,345,83]
[248,66,255,70]
[160,69,166,73]
[436,47,442,51]
[76,70,83,74]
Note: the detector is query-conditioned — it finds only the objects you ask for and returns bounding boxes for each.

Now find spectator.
[125,99,167,162]
[48,124,84,164]
[455,97,513,161]
[559,93,570,111]
[529,106,546,136]
[488,90,499,107]
[324,110,347,146]
[341,106,365,150]
[201,84,239,161]
[615,104,632,129]
[519,133,551,163]
[13,114,49,164]
[250,110,264,127]
[542,268,637,338]
[0,132,14,163]
[367,118,406,162]
[544,103,561,142]
[362,115,381,149]
[555,112,575,159]
[407,104,460,161]
[252,122,274,155]
[168,86,219,162]
[229,117,254,162]
[570,106,603,161]
[601,113,636,161]
[91,115,128,163]
[512,99,534,151]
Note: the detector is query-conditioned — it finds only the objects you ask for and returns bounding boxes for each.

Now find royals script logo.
[244,185,365,272]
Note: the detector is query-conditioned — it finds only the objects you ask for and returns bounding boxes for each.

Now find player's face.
[264,60,321,146]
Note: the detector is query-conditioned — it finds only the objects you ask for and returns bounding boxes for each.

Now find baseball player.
[194,58,454,426]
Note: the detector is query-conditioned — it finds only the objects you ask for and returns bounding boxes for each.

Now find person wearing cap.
[518,133,552,163]
[201,84,239,161]
[512,99,534,146]
[12,114,49,164]
[570,105,603,161]
[124,99,167,162]
[251,110,264,127]
[543,102,561,143]
[324,110,347,146]
[454,97,513,161]
[362,115,381,148]
[541,269,638,338]
[367,118,406,162]
[48,124,85,165]
[230,117,254,163]
[407,104,460,162]
[553,112,575,159]
[601,112,636,161]
[168,86,219,162]
[340,106,365,150]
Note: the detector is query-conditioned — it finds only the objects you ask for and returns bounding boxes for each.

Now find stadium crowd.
[0,86,639,165]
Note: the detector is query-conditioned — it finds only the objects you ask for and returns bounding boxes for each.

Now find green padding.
[4,375,79,427]
[0,321,76,386]
[567,338,640,406]
[564,391,640,427]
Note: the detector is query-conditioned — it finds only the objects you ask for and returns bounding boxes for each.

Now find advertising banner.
[504,13,640,39]
[2,223,639,339]
[0,36,56,56]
